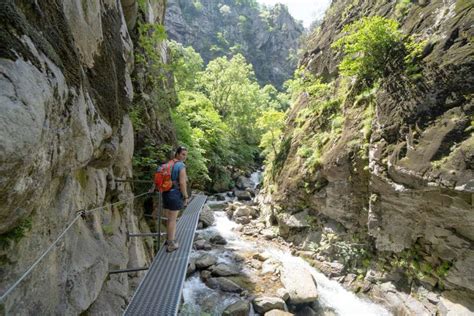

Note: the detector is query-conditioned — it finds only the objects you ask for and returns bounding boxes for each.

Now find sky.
[256,0,332,28]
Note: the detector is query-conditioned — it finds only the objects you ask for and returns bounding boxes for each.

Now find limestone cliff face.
[0,0,169,314]
[263,0,473,312]
[165,0,304,88]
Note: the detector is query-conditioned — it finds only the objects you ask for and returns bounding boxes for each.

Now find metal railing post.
[157,191,163,252]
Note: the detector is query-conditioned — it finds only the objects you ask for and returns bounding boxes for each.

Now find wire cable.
[0,191,149,302]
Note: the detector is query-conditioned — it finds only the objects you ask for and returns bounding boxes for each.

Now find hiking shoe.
[166,240,179,252]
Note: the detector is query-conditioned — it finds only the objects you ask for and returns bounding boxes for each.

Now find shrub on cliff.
[332,16,423,85]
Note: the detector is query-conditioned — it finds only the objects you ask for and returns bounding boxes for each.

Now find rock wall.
[262,0,473,313]
[165,0,304,88]
[0,0,169,314]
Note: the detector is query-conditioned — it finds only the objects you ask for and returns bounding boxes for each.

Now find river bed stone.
[280,264,318,304]
[253,296,286,314]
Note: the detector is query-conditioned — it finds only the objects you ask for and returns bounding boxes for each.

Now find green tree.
[168,40,204,91]
[171,111,209,189]
[331,16,405,84]
[257,109,285,160]
[175,91,233,190]
[198,54,265,168]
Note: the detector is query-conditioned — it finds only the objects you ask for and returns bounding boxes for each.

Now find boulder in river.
[200,270,212,282]
[252,297,286,314]
[206,277,243,293]
[222,300,250,316]
[234,205,251,218]
[215,194,227,201]
[186,259,196,277]
[199,209,215,228]
[236,176,254,190]
[280,264,318,304]
[210,234,227,245]
[235,216,251,225]
[195,254,218,269]
[209,263,240,277]
[235,190,252,201]
[193,239,207,250]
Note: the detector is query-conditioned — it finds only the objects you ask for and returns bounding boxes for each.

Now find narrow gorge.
[0,0,472,315]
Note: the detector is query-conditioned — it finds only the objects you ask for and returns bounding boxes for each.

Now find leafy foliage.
[168,40,203,91]
[332,16,427,86]
[174,91,232,189]
[332,16,405,84]
[257,110,285,161]
[166,45,287,190]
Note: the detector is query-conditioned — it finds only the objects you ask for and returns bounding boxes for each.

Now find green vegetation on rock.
[0,217,32,249]
[332,16,425,86]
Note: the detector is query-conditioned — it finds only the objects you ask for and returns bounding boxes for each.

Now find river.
[180,172,392,315]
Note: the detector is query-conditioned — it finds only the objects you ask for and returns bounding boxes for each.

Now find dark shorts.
[162,189,183,211]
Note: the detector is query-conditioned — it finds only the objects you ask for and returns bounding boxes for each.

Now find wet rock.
[235,190,252,201]
[200,270,212,282]
[186,259,196,277]
[195,254,218,269]
[234,205,251,218]
[206,277,243,293]
[216,194,226,201]
[222,300,250,316]
[235,216,251,225]
[314,261,345,278]
[194,239,206,249]
[236,176,254,190]
[265,310,294,316]
[209,263,240,277]
[249,207,259,218]
[252,297,286,314]
[280,264,318,304]
[199,209,215,228]
[210,234,227,245]
[208,203,227,211]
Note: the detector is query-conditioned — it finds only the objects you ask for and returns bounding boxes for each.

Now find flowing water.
[180,172,392,316]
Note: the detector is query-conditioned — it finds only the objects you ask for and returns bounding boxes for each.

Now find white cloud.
[257,0,332,28]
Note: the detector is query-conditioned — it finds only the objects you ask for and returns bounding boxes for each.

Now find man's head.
[175,146,188,161]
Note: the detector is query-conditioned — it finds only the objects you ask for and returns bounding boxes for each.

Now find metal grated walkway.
[124,195,207,316]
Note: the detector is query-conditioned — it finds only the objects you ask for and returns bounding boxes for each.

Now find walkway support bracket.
[109,267,149,275]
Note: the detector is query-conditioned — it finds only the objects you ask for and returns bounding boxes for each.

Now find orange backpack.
[154,160,176,192]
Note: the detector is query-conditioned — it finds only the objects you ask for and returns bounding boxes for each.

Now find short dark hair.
[175,146,187,157]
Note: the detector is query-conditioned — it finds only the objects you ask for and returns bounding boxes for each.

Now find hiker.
[150,146,189,252]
